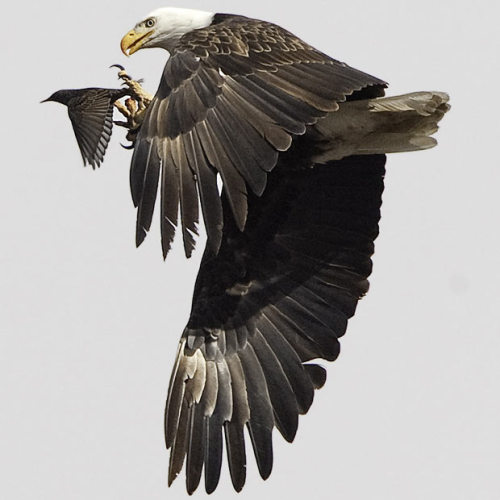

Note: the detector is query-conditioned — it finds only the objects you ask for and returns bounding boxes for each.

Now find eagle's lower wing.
[68,89,121,168]
[130,17,386,258]
[164,154,386,493]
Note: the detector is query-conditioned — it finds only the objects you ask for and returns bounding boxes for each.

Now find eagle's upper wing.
[164,154,386,493]
[130,16,386,258]
[67,89,121,168]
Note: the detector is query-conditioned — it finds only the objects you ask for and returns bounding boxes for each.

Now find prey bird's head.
[41,89,75,105]
[120,7,214,55]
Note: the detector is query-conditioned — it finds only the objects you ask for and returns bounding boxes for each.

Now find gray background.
[2,1,499,498]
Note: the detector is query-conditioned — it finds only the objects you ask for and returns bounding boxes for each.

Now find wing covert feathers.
[165,155,386,493]
[129,16,386,257]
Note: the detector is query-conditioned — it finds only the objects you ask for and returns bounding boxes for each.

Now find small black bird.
[42,88,125,168]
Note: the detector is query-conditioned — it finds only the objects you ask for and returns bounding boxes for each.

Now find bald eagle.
[49,7,450,494]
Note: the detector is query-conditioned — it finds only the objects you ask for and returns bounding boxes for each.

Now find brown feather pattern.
[129,15,386,257]
[66,88,124,168]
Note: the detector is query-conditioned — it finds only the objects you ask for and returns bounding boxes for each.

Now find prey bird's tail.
[312,91,450,163]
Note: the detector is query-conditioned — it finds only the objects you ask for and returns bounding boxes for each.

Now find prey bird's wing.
[130,16,386,258]
[164,154,386,493]
[68,89,122,168]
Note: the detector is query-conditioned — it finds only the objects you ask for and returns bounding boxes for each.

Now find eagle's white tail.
[312,91,450,163]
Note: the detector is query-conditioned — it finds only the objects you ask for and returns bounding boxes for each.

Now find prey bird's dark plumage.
[44,6,450,495]
[42,88,126,168]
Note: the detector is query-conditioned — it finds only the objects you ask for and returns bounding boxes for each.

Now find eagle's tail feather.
[312,91,450,162]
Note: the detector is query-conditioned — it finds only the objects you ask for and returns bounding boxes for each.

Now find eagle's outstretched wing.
[130,16,386,257]
[164,154,386,493]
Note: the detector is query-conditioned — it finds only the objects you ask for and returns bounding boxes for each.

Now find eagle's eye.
[145,18,155,28]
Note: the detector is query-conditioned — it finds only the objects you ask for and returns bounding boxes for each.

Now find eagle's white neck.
[143,7,215,52]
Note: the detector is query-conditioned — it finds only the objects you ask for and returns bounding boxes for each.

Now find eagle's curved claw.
[120,142,135,150]
[111,64,133,83]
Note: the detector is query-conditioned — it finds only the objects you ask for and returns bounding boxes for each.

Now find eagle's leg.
[111,65,153,147]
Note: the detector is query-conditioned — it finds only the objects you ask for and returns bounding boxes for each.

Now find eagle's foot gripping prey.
[111,64,153,148]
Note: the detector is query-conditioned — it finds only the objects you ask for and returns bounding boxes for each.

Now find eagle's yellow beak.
[120,29,154,56]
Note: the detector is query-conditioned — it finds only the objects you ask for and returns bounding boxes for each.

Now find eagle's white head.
[121,7,214,55]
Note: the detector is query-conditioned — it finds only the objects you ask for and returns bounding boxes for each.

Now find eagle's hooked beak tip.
[120,31,135,57]
[121,29,153,56]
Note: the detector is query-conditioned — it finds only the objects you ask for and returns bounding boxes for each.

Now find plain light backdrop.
[2,1,499,499]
